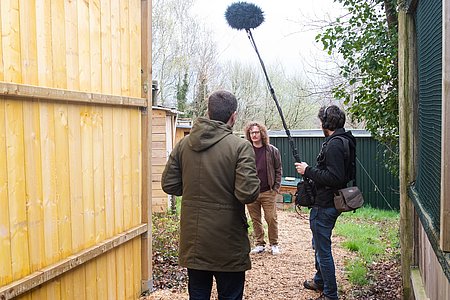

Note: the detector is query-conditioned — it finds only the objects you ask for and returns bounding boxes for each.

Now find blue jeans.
[310,206,340,300]
[187,268,245,300]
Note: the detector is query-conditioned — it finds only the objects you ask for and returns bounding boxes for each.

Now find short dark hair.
[318,105,346,130]
[207,90,237,123]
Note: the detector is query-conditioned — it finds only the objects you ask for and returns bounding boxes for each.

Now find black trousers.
[187,268,245,300]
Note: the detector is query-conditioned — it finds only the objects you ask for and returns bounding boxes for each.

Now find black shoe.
[303,279,324,292]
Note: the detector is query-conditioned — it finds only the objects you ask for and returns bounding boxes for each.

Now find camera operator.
[295,105,356,300]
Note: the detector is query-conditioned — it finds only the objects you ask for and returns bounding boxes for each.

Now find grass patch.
[334,206,399,286]
[347,259,368,286]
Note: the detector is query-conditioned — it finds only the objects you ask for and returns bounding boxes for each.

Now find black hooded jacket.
[303,128,356,208]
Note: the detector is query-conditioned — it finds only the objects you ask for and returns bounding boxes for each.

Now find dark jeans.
[310,206,340,300]
[187,268,245,300]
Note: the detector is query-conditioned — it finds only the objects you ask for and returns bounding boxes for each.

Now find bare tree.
[152,0,324,130]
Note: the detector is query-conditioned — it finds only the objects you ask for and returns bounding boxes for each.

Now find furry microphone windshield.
[225,2,264,30]
[224,1,302,164]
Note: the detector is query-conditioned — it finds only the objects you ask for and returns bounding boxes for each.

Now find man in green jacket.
[161,90,260,300]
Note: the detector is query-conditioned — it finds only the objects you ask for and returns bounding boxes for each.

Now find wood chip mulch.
[143,208,402,300]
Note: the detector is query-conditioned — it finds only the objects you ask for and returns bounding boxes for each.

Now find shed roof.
[268,129,372,138]
[152,105,182,116]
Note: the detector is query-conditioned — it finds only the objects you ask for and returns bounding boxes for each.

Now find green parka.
[161,117,260,272]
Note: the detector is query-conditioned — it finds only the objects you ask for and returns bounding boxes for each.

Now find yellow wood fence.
[0,1,152,299]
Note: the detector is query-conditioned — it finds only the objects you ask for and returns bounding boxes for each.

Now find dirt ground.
[141,210,401,300]
[144,208,363,300]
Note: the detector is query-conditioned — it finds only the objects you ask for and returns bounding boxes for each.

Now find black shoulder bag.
[295,177,316,208]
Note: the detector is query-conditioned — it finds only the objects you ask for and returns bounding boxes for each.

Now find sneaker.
[271,245,280,255]
[303,279,324,292]
[250,245,265,254]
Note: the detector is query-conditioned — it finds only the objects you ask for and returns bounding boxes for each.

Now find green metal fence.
[268,129,399,210]
[414,0,442,233]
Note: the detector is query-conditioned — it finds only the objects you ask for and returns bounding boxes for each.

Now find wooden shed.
[175,118,192,144]
[151,106,179,213]
[398,0,450,299]
[0,1,153,299]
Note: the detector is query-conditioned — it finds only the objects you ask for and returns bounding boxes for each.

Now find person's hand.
[295,162,308,175]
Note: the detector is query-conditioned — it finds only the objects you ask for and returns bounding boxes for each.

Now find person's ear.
[227,111,237,126]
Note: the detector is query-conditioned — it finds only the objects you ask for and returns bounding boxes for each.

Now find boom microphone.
[225,2,264,30]
[225,2,301,163]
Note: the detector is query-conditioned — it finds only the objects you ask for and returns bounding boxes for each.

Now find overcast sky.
[189,0,345,75]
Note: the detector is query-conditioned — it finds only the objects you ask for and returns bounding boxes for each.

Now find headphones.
[323,106,331,129]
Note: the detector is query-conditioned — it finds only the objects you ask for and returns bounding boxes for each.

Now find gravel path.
[145,208,356,300]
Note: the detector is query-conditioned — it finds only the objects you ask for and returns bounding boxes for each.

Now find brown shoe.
[303,279,324,292]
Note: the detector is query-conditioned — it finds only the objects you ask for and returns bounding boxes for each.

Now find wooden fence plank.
[68,105,86,300]
[40,102,59,264]
[36,0,53,87]
[103,107,115,239]
[22,101,45,274]
[1,0,22,82]
[106,252,117,300]
[123,109,132,230]
[0,4,4,81]
[92,104,107,300]
[40,100,62,299]
[124,242,134,299]
[54,103,73,299]
[133,238,142,298]
[122,107,135,299]
[51,0,67,89]
[81,106,97,300]
[100,0,112,94]
[120,0,130,96]
[111,0,121,95]
[113,106,125,299]
[64,0,79,91]
[117,247,126,300]
[129,0,141,98]
[0,98,12,286]
[23,100,45,300]
[102,105,116,300]
[90,0,101,95]
[19,0,37,85]
[6,100,30,281]
[81,106,95,247]
[113,108,124,234]
[78,0,91,92]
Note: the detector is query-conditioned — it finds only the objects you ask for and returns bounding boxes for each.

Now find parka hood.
[188,117,233,152]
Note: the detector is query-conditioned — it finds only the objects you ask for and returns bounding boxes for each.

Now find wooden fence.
[0,1,152,299]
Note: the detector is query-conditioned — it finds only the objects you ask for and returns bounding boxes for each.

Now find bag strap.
[329,136,355,186]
